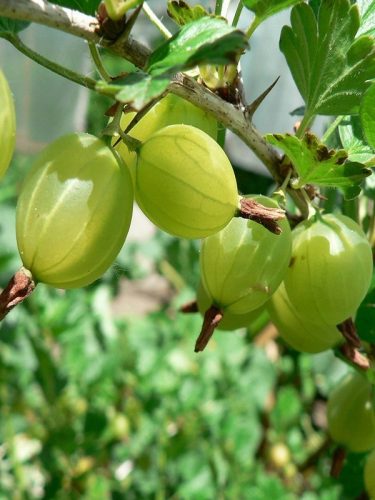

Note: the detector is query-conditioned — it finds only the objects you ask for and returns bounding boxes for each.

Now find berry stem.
[0,267,35,321]
[321,115,344,144]
[337,343,370,371]
[232,1,243,27]
[88,42,112,82]
[337,318,361,348]
[194,305,223,352]
[237,198,285,234]
[142,3,172,39]
[245,16,261,39]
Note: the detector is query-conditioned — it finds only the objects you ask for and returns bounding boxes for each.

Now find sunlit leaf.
[167,0,209,26]
[266,132,371,198]
[339,116,375,165]
[243,0,303,22]
[96,72,170,110]
[280,0,375,117]
[357,0,375,36]
[147,17,248,76]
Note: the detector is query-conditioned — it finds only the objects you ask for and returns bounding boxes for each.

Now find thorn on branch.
[238,197,285,234]
[194,305,223,353]
[0,267,35,321]
[245,76,280,121]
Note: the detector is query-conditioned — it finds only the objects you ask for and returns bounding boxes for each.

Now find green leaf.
[167,0,209,26]
[243,0,303,22]
[339,116,375,165]
[266,132,371,198]
[280,0,375,117]
[356,271,375,343]
[49,0,100,15]
[0,17,29,34]
[308,0,321,17]
[96,72,171,110]
[147,17,248,76]
[357,0,375,37]
[360,82,375,150]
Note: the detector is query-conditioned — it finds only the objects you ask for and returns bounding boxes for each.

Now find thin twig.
[0,0,150,68]
[88,41,112,82]
[142,3,172,39]
[1,33,98,90]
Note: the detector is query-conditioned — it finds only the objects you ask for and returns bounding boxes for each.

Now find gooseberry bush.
[1,0,375,497]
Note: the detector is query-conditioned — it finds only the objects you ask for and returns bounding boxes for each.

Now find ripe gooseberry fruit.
[0,69,16,178]
[200,195,292,315]
[16,133,133,288]
[113,93,217,185]
[267,282,342,353]
[327,371,375,453]
[197,280,264,331]
[364,448,375,499]
[135,124,238,239]
[283,213,373,325]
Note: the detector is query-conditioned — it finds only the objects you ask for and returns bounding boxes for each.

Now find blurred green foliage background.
[0,50,373,500]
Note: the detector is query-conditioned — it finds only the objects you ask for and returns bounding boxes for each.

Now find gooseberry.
[16,133,133,288]
[327,371,375,453]
[113,93,217,185]
[284,213,373,325]
[200,195,292,314]
[135,124,238,239]
[0,68,16,178]
[197,280,263,331]
[267,282,342,353]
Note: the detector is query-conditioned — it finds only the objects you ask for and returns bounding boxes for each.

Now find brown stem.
[339,343,370,370]
[238,198,285,234]
[330,446,346,478]
[180,300,199,313]
[0,267,35,320]
[194,305,223,352]
[337,318,361,348]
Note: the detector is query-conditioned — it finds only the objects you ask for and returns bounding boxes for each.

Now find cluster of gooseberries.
[1,67,374,352]
[1,58,375,493]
